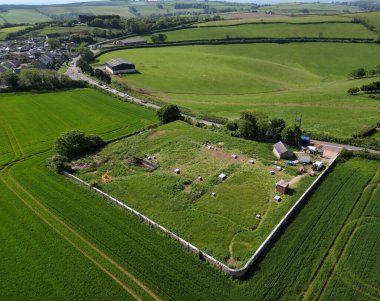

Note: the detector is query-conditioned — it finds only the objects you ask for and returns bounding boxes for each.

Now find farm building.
[273,141,294,159]
[298,154,311,164]
[276,179,289,194]
[105,58,136,75]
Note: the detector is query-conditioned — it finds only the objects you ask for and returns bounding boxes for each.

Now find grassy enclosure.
[0,89,157,166]
[0,85,379,299]
[94,43,380,138]
[73,121,316,266]
[146,22,375,41]
[0,26,30,40]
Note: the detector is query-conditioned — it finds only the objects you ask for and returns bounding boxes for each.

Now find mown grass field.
[348,11,380,32]
[73,121,315,266]
[150,22,375,41]
[94,43,380,138]
[0,88,157,166]
[198,14,353,26]
[0,85,379,299]
[0,26,29,40]
[258,3,361,15]
[0,9,51,24]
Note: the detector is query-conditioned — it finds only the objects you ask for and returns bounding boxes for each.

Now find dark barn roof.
[106,58,134,69]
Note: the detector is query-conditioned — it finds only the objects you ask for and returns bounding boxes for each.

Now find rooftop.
[106,58,134,68]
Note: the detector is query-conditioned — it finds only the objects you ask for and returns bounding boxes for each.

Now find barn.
[273,141,294,159]
[105,58,136,75]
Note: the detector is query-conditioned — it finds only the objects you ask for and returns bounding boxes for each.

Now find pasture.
[0,9,51,24]
[198,14,353,26]
[0,88,157,166]
[0,84,379,299]
[73,121,315,266]
[349,11,380,32]
[0,26,29,40]
[149,22,375,41]
[94,43,380,138]
[258,3,361,15]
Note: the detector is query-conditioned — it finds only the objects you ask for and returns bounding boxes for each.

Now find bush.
[53,130,105,159]
[226,120,238,131]
[157,104,182,124]
[281,124,302,146]
[47,155,70,173]
[347,87,360,95]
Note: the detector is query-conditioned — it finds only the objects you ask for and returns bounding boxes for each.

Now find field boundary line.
[4,167,162,301]
[308,176,380,301]
[62,155,338,278]
[0,170,144,301]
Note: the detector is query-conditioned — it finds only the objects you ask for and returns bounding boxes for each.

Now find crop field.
[0,9,51,24]
[198,14,353,26]
[0,82,379,299]
[150,22,375,42]
[0,89,157,166]
[258,3,361,15]
[0,26,29,40]
[349,11,380,32]
[94,43,380,138]
[72,121,315,266]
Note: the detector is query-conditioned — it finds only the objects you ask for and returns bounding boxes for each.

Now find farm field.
[72,121,316,266]
[0,26,29,40]
[0,82,379,299]
[0,9,51,24]
[348,11,380,31]
[150,22,375,41]
[198,14,353,26]
[0,88,157,166]
[94,43,380,138]
[258,3,362,14]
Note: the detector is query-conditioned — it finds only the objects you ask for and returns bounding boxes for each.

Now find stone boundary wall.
[61,156,337,278]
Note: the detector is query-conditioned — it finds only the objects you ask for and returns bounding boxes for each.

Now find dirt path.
[0,165,161,301]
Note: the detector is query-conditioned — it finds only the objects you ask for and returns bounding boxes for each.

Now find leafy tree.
[94,68,111,84]
[53,130,104,159]
[269,118,286,138]
[1,70,19,89]
[226,120,238,131]
[349,68,367,79]
[151,33,167,43]
[281,124,302,146]
[157,104,182,124]
[47,155,70,173]
[77,44,94,63]
[47,38,61,50]
[237,119,256,139]
[347,87,360,95]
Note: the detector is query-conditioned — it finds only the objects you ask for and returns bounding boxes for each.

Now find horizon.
[0,0,352,5]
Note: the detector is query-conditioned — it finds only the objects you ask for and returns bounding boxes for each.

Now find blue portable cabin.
[299,135,310,147]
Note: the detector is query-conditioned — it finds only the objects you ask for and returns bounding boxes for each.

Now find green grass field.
[198,14,353,26]
[0,26,29,40]
[150,22,374,41]
[348,11,380,32]
[1,85,379,299]
[73,121,315,266]
[94,43,380,138]
[0,9,51,24]
[258,3,361,15]
[0,89,157,166]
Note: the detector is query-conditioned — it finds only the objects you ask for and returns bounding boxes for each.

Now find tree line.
[0,69,87,91]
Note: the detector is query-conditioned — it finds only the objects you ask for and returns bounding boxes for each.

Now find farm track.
[302,170,380,301]
[0,164,162,301]
[259,168,358,301]
[316,184,380,301]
